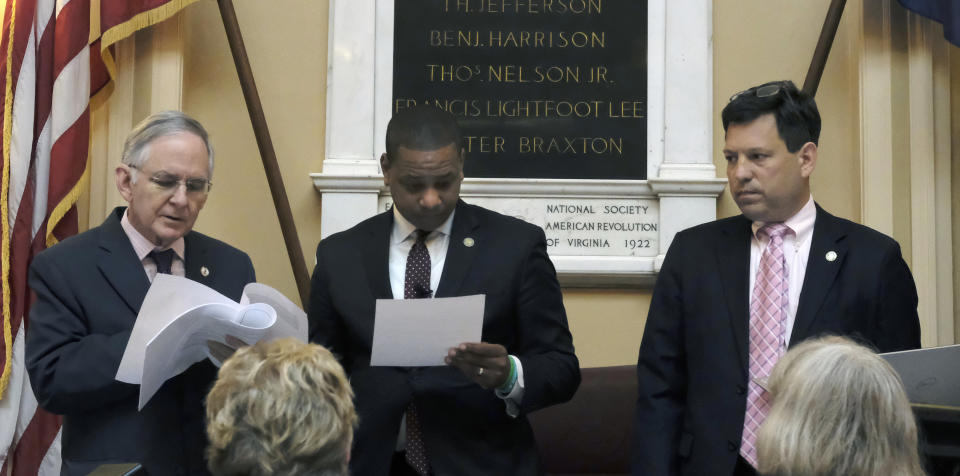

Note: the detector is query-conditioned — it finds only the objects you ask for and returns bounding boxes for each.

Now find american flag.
[0,1,198,474]
[898,0,960,46]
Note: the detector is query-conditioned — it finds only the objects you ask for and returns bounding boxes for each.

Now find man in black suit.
[309,105,580,475]
[633,80,920,476]
[26,111,255,476]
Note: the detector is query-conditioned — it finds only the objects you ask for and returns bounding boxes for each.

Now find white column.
[648,0,726,269]
[325,0,379,175]
[316,0,384,238]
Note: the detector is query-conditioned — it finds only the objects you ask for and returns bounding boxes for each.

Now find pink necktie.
[741,223,791,467]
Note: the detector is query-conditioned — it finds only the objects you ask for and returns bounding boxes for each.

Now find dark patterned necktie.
[404,230,431,474]
[148,249,176,275]
[404,230,432,299]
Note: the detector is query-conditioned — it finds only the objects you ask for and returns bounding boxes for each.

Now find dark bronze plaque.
[393,0,647,179]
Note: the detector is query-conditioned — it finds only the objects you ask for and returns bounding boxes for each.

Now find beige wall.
[564,289,649,367]
[180,0,327,300]
[952,46,960,344]
[82,0,957,367]
[713,0,863,223]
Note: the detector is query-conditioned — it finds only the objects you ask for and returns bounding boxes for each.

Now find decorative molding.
[552,256,658,288]
[311,174,383,193]
[647,178,728,196]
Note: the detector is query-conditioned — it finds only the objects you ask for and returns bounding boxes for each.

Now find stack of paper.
[116,275,307,409]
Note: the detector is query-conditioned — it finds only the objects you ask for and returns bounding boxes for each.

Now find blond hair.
[206,338,356,476]
[756,336,924,476]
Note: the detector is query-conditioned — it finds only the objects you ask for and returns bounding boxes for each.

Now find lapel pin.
[200,266,210,277]
[463,237,475,247]
[825,251,837,262]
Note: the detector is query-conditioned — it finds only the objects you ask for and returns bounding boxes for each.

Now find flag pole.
[216,0,312,309]
[803,0,848,96]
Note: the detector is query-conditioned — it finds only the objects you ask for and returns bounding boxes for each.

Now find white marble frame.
[314,0,726,287]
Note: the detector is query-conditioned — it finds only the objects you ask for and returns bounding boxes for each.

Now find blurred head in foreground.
[206,338,356,476]
[756,335,924,476]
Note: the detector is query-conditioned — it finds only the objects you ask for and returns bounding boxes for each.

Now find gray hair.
[122,110,214,180]
[756,336,925,476]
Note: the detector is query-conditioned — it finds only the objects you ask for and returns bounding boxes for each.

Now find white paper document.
[370,294,485,367]
[116,274,308,410]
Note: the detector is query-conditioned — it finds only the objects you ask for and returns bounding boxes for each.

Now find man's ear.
[458,147,466,180]
[797,142,817,179]
[380,153,391,185]
[115,165,134,202]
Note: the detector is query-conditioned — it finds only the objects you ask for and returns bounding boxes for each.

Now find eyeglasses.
[729,80,793,102]
[130,165,212,195]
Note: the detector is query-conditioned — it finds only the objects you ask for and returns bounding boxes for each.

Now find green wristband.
[498,356,518,393]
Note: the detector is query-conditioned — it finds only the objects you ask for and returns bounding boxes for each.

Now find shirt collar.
[751,195,816,243]
[120,209,185,261]
[391,206,456,245]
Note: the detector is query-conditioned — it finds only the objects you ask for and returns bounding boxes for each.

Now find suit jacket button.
[728,441,738,451]
[736,385,746,395]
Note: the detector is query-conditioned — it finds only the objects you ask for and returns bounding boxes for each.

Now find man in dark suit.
[26,111,255,476]
[633,80,921,476]
[309,105,580,475]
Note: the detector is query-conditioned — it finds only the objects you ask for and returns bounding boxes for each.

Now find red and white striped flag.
[0,1,197,474]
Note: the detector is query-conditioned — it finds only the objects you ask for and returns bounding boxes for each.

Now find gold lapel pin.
[200,266,211,277]
[463,237,475,247]
[825,251,837,262]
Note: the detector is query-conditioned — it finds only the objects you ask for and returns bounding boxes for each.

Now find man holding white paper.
[25,111,255,476]
[309,105,580,475]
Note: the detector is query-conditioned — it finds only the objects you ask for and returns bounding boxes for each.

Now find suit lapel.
[435,201,479,298]
[97,208,151,314]
[792,206,847,343]
[364,210,395,299]
[717,216,753,376]
[183,232,213,286]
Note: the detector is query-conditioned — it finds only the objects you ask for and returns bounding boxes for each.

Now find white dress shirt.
[748,196,816,345]
[388,208,453,300]
[387,207,524,417]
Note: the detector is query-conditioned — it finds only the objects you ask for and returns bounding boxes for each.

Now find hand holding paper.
[370,294,485,367]
[206,334,247,365]
[117,274,307,410]
[445,342,510,389]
